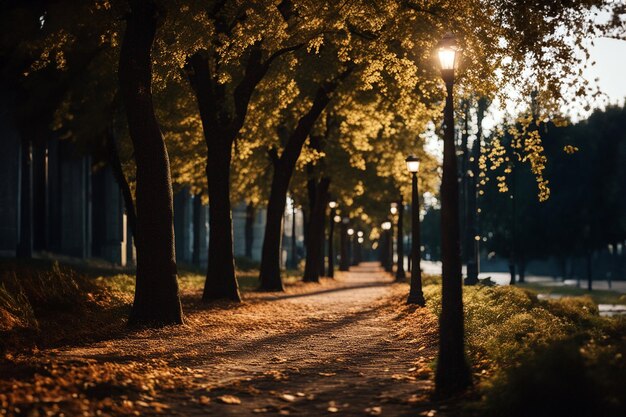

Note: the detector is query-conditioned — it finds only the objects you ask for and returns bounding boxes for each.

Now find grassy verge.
[1,258,305,354]
[392,275,626,416]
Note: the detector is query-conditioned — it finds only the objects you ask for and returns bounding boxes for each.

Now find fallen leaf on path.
[217,395,241,405]
[150,401,171,412]
[198,395,211,405]
[280,393,296,402]
[365,406,383,415]
[318,372,336,377]
[328,406,339,412]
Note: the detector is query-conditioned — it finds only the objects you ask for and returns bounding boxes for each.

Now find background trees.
[479,105,626,287]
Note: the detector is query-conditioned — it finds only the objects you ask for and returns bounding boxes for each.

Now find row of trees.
[2,0,620,396]
[478,105,626,287]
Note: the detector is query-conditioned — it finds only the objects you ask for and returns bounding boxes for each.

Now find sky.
[582,37,626,110]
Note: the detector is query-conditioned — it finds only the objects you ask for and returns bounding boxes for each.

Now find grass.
[1,258,307,353]
[405,276,626,416]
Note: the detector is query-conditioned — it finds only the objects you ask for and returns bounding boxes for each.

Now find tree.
[118,0,183,326]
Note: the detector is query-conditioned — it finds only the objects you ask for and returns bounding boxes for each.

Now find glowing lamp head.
[333,215,342,223]
[437,32,459,82]
[357,237,364,244]
[381,221,391,231]
[405,155,420,173]
[390,202,398,215]
[347,228,355,236]
[357,231,364,237]
[328,200,338,209]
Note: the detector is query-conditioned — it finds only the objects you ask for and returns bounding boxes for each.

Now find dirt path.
[5,263,442,416]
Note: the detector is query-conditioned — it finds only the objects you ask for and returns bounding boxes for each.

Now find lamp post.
[392,201,406,282]
[356,231,364,264]
[328,200,338,277]
[406,155,425,306]
[381,221,392,271]
[348,227,357,266]
[339,217,350,271]
[434,32,471,395]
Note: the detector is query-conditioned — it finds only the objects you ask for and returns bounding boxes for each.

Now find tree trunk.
[303,177,330,282]
[203,152,240,301]
[319,203,327,276]
[259,72,349,289]
[192,194,203,266]
[245,202,256,259]
[435,81,471,395]
[118,0,183,326]
[16,138,33,258]
[509,261,516,285]
[339,221,349,271]
[187,54,240,302]
[586,250,593,291]
[328,208,336,277]
[259,164,289,290]
[518,254,526,283]
[290,202,297,268]
[396,197,406,281]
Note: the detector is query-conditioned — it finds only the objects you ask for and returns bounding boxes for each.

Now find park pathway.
[53,262,441,416]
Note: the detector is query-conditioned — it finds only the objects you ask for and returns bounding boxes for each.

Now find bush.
[417,282,626,416]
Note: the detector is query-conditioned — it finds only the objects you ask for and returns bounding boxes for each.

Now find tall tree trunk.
[586,250,593,291]
[192,193,203,266]
[435,81,471,395]
[186,43,301,301]
[396,197,406,281]
[16,138,33,258]
[339,221,349,271]
[290,202,297,269]
[518,254,526,283]
[245,202,256,259]
[259,165,290,290]
[203,147,240,301]
[118,0,182,326]
[259,71,350,289]
[319,202,327,276]
[187,54,240,302]
[303,177,330,282]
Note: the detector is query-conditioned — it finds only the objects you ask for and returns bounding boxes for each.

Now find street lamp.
[434,32,471,394]
[348,228,358,266]
[406,155,425,306]
[339,217,350,271]
[327,200,338,278]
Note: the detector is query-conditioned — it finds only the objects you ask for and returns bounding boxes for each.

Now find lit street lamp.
[328,200,338,278]
[405,156,425,305]
[339,217,350,271]
[434,32,471,394]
